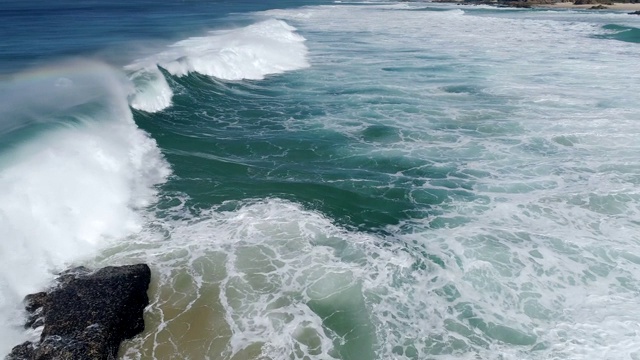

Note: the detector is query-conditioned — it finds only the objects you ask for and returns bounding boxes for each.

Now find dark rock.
[496,1,529,7]
[23,293,47,314]
[23,292,46,329]
[4,343,34,360]
[5,264,151,360]
[590,4,608,8]
[630,10,640,14]
[494,0,556,7]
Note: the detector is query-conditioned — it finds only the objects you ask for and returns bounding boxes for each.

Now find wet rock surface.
[6,264,151,360]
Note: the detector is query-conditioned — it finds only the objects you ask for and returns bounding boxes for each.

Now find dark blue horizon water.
[0,0,328,76]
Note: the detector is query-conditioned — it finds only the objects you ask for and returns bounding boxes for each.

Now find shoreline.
[540,2,640,10]
[436,0,640,11]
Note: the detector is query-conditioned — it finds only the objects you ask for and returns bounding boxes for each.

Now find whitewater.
[1,1,640,359]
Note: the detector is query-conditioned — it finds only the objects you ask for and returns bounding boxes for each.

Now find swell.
[127,19,309,113]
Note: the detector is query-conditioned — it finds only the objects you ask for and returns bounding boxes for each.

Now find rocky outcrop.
[435,0,560,7]
[6,264,151,360]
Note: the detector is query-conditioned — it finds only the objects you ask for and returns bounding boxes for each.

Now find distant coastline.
[431,0,640,11]
[541,2,640,10]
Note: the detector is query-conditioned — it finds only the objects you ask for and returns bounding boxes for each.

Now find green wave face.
[596,24,640,43]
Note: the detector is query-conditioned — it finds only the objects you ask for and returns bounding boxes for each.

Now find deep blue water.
[0,0,325,75]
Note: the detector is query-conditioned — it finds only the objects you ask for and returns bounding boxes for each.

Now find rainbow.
[1,60,126,89]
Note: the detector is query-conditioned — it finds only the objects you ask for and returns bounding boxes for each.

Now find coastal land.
[542,2,640,10]
[432,0,640,11]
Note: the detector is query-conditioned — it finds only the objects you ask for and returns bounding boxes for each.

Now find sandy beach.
[544,2,640,10]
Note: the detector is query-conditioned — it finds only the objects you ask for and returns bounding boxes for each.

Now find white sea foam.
[262,4,640,359]
[107,199,410,360]
[0,61,170,355]
[159,19,309,80]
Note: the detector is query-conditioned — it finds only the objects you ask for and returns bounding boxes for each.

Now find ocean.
[1,1,640,359]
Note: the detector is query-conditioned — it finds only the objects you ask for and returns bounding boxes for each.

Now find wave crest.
[126,19,309,113]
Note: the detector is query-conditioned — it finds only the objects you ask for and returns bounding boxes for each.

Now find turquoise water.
[1,2,640,359]
[597,24,640,43]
